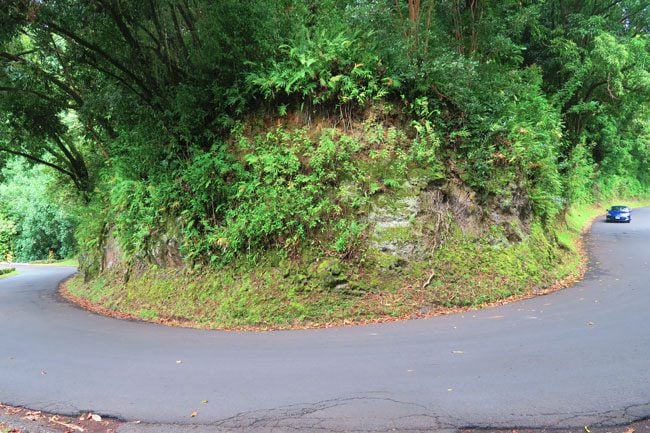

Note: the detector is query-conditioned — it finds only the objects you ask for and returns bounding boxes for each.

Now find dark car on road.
[606,205,631,223]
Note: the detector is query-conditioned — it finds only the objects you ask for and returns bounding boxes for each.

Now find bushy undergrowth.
[447,66,565,221]
[82,118,444,272]
[246,29,398,116]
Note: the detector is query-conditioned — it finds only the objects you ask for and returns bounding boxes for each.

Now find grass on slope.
[62,200,650,330]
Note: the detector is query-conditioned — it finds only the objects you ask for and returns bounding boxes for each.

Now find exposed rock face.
[89,219,185,280]
[101,231,123,271]
[366,174,533,272]
[368,191,419,269]
[146,232,184,268]
[365,178,450,271]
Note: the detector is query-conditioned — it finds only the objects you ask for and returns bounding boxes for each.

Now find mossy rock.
[373,225,415,244]
[367,249,406,272]
[314,258,348,289]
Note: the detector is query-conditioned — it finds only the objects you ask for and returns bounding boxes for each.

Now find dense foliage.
[0,159,77,261]
[1,0,649,274]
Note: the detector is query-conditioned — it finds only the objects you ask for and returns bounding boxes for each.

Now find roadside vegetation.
[61,198,650,329]
[0,160,77,263]
[0,267,16,279]
[30,258,79,266]
[2,1,650,328]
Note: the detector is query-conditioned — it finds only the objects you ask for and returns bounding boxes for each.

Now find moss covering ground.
[63,200,650,330]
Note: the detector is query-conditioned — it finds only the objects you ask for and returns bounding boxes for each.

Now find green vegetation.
[30,258,79,266]
[61,209,588,329]
[0,159,77,262]
[3,1,650,328]
[0,267,16,279]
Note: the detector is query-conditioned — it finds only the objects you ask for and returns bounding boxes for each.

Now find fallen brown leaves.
[0,403,122,433]
[1,403,21,416]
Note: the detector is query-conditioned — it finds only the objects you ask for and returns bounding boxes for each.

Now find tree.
[0,0,294,189]
[0,159,77,261]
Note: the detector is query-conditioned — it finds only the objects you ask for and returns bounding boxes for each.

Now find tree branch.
[169,4,190,64]
[0,86,77,109]
[594,0,624,16]
[95,0,143,55]
[42,20,157,103]
[48,33,83,105]
[175,2,200,47]
[0,51,84,107]
[80,51,153,109]
[0,146,75,180]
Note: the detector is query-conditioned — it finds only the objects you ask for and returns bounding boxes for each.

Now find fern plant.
[246,29,399,116]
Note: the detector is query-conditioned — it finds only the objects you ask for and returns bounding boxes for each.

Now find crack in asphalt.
[545,403,650,428]
[115,399,650,433]
[445,402,650,431]
[208,396,446,431]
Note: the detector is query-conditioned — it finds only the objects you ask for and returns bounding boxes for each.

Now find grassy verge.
[30,258,79,266]
[63,260,420,330]
[62,227,573,330]
[415,222,581,308]
[0,268,16,279]
[64,200,650,330]
[62,199,650,330]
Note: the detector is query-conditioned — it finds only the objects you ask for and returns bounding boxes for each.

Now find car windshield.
[610,206,629,212]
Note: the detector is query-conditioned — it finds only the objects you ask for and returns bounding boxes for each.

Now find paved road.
[1,209,649,433]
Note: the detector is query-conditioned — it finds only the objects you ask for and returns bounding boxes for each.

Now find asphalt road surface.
[1,209,649,433]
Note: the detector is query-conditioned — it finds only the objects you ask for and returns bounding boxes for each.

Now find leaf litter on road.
[1,403,122,433]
